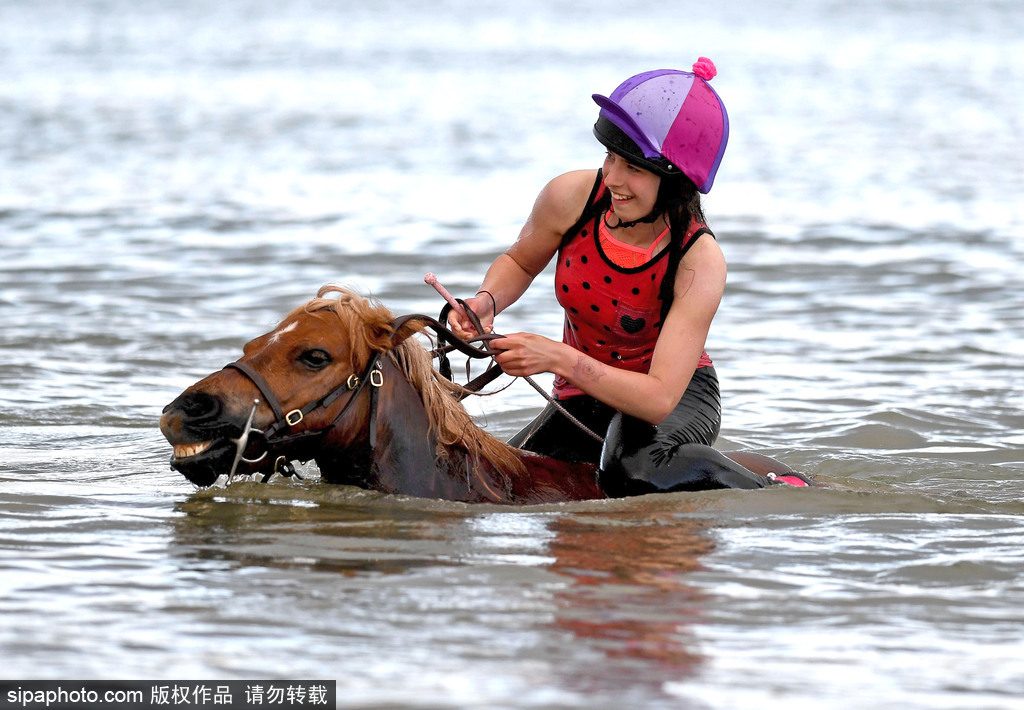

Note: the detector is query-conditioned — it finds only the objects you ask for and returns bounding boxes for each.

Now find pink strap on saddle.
[771,474,809,487]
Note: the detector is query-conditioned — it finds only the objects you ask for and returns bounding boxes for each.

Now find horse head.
[160,286,417,486]
[159,285,532,499]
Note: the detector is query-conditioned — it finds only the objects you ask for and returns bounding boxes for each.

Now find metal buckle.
[370,366,384,387]
[285,409,304,426]
[346,373,359,390]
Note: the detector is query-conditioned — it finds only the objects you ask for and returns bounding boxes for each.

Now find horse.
[159,285,802,504]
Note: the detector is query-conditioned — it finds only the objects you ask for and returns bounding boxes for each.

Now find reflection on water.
[2,0,1024,707]
[546,512,711,673]
[167,484,722,704]
[173,485,470,576]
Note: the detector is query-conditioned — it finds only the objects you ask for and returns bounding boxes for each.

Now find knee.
[598,460,660,498]
[598,412,661,497]
[598,412,767,496]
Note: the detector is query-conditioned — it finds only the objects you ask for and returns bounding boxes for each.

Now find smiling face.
[601,151,662,224]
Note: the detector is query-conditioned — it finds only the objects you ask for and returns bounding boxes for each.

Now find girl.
[450,60,808,494]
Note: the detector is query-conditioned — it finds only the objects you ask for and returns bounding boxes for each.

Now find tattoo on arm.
[572,355,606,384]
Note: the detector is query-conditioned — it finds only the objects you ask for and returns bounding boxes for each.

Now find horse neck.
[318,355,513,503]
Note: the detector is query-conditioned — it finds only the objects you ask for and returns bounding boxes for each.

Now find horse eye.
[298,349,331,369]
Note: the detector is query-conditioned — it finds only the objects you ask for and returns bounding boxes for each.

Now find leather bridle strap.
[222,353,382,450]
[391,310,502,360]
[425,305,604,443]
[223,360,287,422]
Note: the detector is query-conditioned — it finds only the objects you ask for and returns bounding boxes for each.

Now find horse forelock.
[300,285,396,369]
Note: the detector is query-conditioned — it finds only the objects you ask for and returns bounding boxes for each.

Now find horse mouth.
[173,441,214,460]
[168,438,237,486]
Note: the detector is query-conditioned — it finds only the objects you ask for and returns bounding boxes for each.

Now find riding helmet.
[592,58,729,193]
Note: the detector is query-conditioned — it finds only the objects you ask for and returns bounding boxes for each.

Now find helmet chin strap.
[604,206,665,230]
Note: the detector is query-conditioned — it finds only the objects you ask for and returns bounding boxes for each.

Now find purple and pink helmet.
[592,58,729,193]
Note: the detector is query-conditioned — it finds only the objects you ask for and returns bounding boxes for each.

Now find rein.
[431,301,605,444]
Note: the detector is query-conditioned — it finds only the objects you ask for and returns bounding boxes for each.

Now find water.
[2,0,1023,707]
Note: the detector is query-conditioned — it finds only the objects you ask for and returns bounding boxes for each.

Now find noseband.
[219,311,501,483]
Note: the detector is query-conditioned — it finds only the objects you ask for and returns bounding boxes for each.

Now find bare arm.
[448,170,598,337]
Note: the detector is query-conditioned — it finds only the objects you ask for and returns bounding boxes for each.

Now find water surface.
[2,1,1023,708]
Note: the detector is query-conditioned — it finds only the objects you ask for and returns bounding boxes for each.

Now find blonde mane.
[302,285,526,479]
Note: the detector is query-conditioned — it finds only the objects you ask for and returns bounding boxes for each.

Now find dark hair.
[655,173,705,325]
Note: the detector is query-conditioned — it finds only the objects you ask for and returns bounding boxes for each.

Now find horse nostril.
[177,391,223,422]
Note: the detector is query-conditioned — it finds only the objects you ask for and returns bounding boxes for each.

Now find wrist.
[476,289,497,317]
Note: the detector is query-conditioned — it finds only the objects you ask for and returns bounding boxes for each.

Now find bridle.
[219,310,502,483]
[222,352,384,482]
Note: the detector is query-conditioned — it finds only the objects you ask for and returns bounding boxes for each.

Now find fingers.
[445,305,475,336]
[490,333,559,378]
[445,295,495,338]
[489,334,525,373]
[448,314,492,339]
[449,321,475,340]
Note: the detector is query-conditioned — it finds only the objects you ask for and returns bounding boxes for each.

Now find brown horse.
[160,285,799,503]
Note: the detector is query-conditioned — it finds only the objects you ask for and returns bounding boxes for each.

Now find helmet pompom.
[692,57,717,81]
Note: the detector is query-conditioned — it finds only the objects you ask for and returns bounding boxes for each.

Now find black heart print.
[620,315,646,334]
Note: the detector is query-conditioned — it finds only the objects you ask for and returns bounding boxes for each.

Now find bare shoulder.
[682,230,726,270]
[507,169,600,275]
[675,230,727,297]
[531,169,601,234]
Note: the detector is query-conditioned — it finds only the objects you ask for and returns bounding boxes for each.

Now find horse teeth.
[174,441,212,459]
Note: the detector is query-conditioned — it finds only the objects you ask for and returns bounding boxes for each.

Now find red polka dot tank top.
[552,178,714,399]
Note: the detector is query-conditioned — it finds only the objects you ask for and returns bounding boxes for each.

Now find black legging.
[507,366,766,495]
